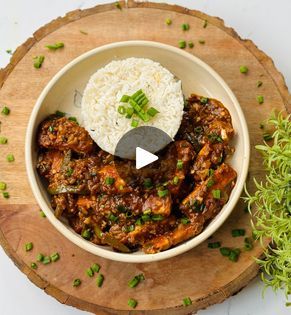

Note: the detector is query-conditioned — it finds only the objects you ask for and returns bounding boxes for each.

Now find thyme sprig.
[245,112,291,300]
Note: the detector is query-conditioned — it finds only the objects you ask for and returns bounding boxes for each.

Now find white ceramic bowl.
[25,41,250,263]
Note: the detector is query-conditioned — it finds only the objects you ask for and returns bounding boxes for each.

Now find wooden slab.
[0,1,290,314]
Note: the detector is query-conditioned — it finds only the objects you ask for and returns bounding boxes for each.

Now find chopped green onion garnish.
[0,136,8,144]
[176,160,183,169]
[198,39,205,44]
[181,217,190,224]
[259,123,264,129]
[25,242,33,251]
[128,274,144,288]
[256,95,264,104]
[37,253,44,262]
[81,229,91,240]
[46,42,64,50]
[165,18,172,25]
[50,252,60,262]
[183,297,192,306]
[203,20,208,28]
[239,65,248,74]
[219,247,231,256]
[91,263,101,273]
[3,192,9,199]
[228,248,241,262]
[178,40,186,49]
[208,169,214,176]
[151,214,164,221]
[231,229,246,237]
[0,182,7,190]
[206,178,215,188]
[128,298,138,308]
[79,30,88,35]
[118,105,126,115]
[157,189,168,198]
[212,189,221,199]
[68,116,78,123]
[105,177,115,185]
[147,107,159,117]
[108,213,118,222]
[40,210,46,218]
[208,241,221,249]
[244,237,253,251]
[257,80,263,87]
[86,267,94,277]
[6,153,14,162]
[263,133,272,142]
[131,119,139,128]
[1,106,10,115]
[188,41,194,48]
[200,97,208,104]
[42,256,51,265]
[143,178,153,189]
[33,55,45,69]
[173,176,179,185]
[73,279,81,287]
[120,95,130,102]
[125,107,134,119]
[115,1,122,10]
[6,49,12,55]
[31,262,37,269]
[181,23,190,31]
[55,110,66,117]
[96,274,104,287]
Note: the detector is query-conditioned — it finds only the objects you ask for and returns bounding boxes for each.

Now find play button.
[136,147,158,169]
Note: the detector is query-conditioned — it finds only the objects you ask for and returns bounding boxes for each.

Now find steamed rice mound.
[81,57,184,155]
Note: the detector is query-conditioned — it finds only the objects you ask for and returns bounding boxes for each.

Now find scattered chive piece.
[33,55,45,69]
[200,97,208,104]
[208,169,214,176]
[212,189,221,199]
[178,40,186,49]
[228,248,241,262]
[257,80,263,87]
[108,213,118,222]
[244,237,253,251]
[120,95,130,102]
[1,106,10,115]
[131,119,139,128]
[46,42,64,50]
[220,247,231,256]
[173,176,179,185]
[68,116,78,123]
[239,65,248,74]
[0,136,8,144]
[285,302,291,307]
[125,107,134,119]
[128,298,138,309]
[40,210,46,218]
[66,168,74,177]
[143,208,151,215]
[96,274,104,287]
[157,189,168,198]
[79,30,88,35]
[198,39,205,44]
[256,95,264,104]
[188,41,194,48]
[86,267,94,277]
[115,1,122,10]
[91,263,101,273]
[73,279,81,287]
[55,110,66,117]
[6,49,12,55]
[176,160,183,169]
[203,20,208,28]
[25,242,33,252]
[0,182,7,190]
[165,18,172,25]
[118,105,126,115]
[181,217,190,224]
[259,123,264,129]
[231,229,246,237]
[208,241,221,249]
[105,177,115,185]
[128,274,144,288]
[31,262,37,269]
[6,154,15,162]
[3,192,9,198]
[143,178,153,189]
[50,252,60,262]
[181,23,190,31]
[151,214,164,221]
[263,133,272,142]
[183,297,192,306]
[147,107,159,117]
[36,253,44,262]
[42,256,51,265]
[81,229,91,240]
[206,178,215,188]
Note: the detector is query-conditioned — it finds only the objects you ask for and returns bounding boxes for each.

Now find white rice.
[81,57,184,155]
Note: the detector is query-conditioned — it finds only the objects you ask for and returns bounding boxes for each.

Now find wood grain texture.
[0,1,289,314]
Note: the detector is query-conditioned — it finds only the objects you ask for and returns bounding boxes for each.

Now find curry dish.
[36,94,237,254]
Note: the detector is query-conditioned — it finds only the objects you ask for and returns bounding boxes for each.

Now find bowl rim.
[25,40,250,263]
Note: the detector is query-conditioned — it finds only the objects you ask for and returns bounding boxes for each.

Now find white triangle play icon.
[136,147,158,169]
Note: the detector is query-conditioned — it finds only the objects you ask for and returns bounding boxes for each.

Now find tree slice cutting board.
[0,1,290,314]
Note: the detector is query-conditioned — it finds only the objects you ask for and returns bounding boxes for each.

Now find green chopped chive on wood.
[91,263,101,273]
[188,41,194,48]
[165,18,172,25]
[40,210,46,218]
[178,40,186,49]
[3,192,9,198]
[212,189,221,199]
[36,253,44,262]
[228,248,241,262]
[239,65,248,74]
[257,80,263,87]
[0,136,8,144]
[1,106,10,115]
[198,39,205,44]
[96,274,104,287]
[128,274,144,288]
[0,182,7,190]
[181,23,190,31]
[45,42,64,50]
[183,297,192,306]
[244,237,253,251]
[33,55,45,69]
[115,1,122,10]
[128,298,138,309]
[203,20,208,28]
[42,256,51,265]
[86,267,94,277]
[79,30,88,35]
[50,252,60,262]
[6,154,15,162]
[208,241,221,249]
[259,123,264,129]
[231,229,245,237]
[73,279,81,287]
[219,247,231,256]
[31,262,37,269]
[256,95,264,104]
[25,242,33,251]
